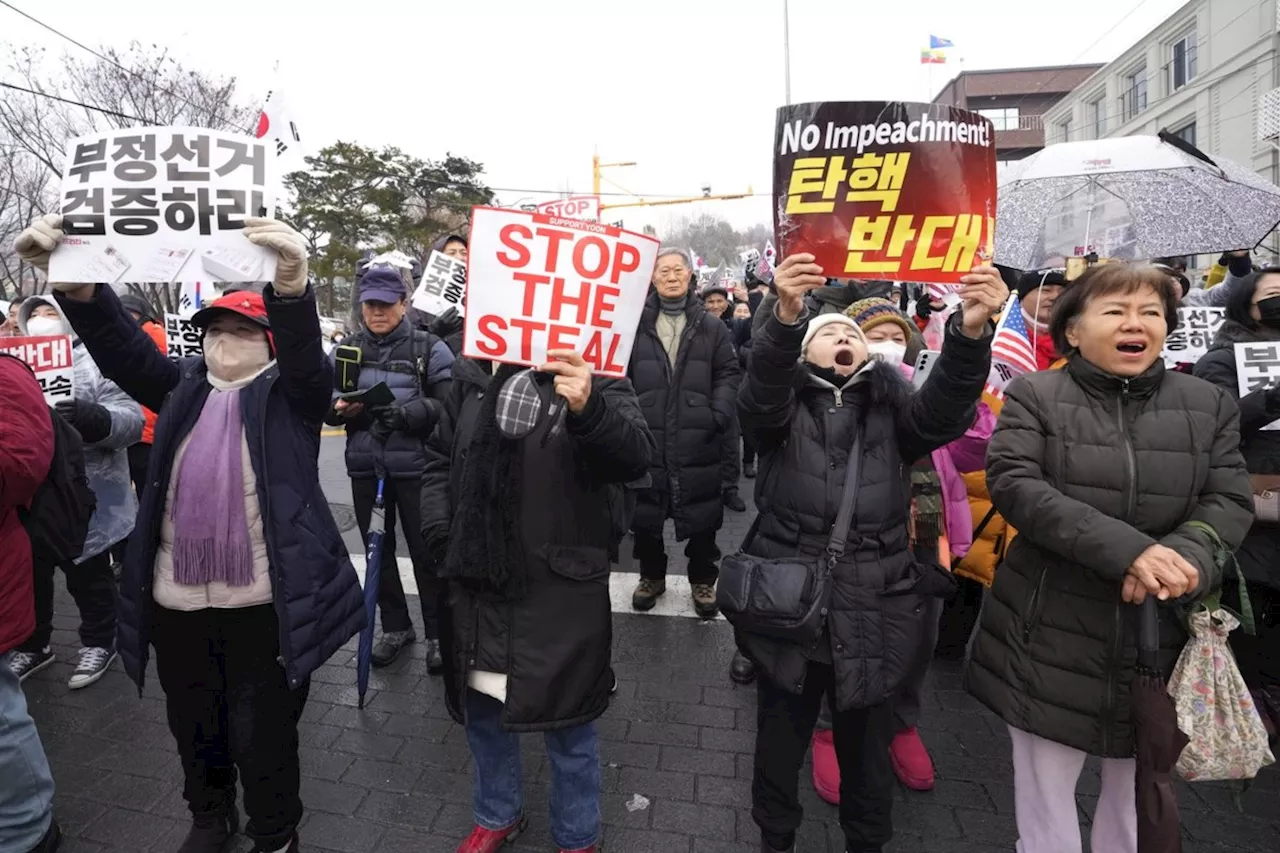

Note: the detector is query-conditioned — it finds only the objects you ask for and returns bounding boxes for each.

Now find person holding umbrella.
[420,347,654,853]
[13,213,365,853]
[966,263,1253,853]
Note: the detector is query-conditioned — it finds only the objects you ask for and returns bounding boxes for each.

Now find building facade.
[931,64,1104,173]
[1042,0,1279,187]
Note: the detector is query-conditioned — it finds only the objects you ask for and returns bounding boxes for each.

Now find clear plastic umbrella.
[996,133,1280,270]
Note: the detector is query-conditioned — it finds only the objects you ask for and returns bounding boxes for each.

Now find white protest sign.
[50,127,277,285]
[1235,342,1280,430]
[1162,307,1225,366]
[535,196,601,223]
[463,207,660,378]
[0,336,75,404]
[412,250,467,317]
[165,314,203,359]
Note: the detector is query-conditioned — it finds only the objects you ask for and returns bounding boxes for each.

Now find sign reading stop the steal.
[535,195,601,223]
[464,207,659,378]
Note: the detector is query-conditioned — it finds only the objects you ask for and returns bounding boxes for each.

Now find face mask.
[867,340,907,366]
[203,330,270,382]
[26,316,66,337]
[1258,296,1280,328]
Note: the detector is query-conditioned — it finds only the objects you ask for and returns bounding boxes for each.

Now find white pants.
[1009,725,1137,853]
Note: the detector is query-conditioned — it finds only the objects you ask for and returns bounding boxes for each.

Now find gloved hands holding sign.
[14,214,63,276]
[243,217,309,297]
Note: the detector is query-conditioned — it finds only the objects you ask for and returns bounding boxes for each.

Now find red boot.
[811,729,840,805]
[889,727,935,791]
[456,817,527,853]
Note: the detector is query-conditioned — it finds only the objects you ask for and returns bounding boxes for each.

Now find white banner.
[463,208,659,377]
[164,314,203,359]
[1234,341,1280,430]
[0,335,75,404]
[1162,307,1225,366]
[49,127,277,284]
[411,250,467,317]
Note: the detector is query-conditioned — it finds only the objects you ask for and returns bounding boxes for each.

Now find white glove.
[14,214,64,275]
[243,216,309,297]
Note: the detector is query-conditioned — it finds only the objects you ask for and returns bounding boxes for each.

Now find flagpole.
[783,0,791,105]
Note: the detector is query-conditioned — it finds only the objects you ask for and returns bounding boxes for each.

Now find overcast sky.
[3,0,1188,235]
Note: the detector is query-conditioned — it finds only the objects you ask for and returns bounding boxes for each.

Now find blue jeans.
[0,653,55,853]
[464,689,601,851]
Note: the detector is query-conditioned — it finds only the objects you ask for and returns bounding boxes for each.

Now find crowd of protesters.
[0,208,1277,853]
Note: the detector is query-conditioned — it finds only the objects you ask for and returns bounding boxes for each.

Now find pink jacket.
[899,366,996,559]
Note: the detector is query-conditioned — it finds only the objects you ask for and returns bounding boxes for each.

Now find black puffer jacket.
[420,358,654,731]
[628,291,740,538]
[966,357,1253,757]
[1194,318,1280,591]
[737,310,991,710]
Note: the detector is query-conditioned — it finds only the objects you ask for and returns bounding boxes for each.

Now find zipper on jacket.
[833,387,843,407]
[1118,379,1137,524]
[1102,378,1136,754]
[1022,566,1047,642]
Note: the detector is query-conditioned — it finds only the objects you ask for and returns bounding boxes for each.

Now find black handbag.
[716,428,863,645]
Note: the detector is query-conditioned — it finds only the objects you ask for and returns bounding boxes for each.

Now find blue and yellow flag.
[929,35,954,49]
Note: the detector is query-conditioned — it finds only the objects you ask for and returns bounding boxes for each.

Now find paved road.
[19,436,1280,852]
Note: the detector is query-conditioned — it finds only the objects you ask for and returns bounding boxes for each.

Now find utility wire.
[1,80,146,122]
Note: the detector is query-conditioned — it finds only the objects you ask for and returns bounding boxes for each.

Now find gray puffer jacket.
[966,356,1253,757]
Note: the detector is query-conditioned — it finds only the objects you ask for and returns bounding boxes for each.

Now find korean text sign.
[773,102,996,284]
[411,250,467,317]
[0,336,75,404]
[165,314,203,359]
[1234,342,1280,430]
[1162,307,1224,366]
[49,127,278,285]
[463,208,660,378]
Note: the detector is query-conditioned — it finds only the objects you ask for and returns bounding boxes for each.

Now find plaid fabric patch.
[495,369,545,437]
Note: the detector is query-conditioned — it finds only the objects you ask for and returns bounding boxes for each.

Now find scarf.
[440,363,528,601]
[659,293,688,315]
[169,388,253,586]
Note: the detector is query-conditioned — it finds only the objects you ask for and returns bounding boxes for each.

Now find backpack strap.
[1184,520,1255,635]
[825,426,865,560]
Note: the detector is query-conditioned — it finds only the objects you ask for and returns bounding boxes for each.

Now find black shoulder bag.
[716,427,862,645]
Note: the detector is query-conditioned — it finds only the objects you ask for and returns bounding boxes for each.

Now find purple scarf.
[169,388,254,586]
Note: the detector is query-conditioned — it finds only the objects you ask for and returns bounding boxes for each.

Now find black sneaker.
[177,809,238,853]
[68,646,116,690]
[9,648,55,683]
[424,639,443,675]
[249,835,298,853]
[371,630,416,668]
[724,490,747,512]
[730,651,757,685]
[744,462,757,479]
[631,578,666,611]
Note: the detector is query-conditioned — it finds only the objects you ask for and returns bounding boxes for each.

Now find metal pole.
[783,0,791,105]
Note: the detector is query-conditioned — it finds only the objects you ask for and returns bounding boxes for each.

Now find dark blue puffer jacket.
[328,318,453,480]
[56,284,365,692]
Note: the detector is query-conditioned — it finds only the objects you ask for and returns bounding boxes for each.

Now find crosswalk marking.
[348,556,723,621]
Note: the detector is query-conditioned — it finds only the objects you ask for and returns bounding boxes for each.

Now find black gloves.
[55,399,111,444]
[423,524,450,568]
[428,307,464,339]
[368,398,442,440]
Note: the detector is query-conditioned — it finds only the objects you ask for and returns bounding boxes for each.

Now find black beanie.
[1016,269,1068,301]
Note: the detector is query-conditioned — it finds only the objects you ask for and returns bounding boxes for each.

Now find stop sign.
[535,196,601,223]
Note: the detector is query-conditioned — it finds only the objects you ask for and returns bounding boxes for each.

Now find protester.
[628,248,740,618]
[751,277,893,336]
[0,299,11,336]
[8,295,142,689]
[419,345,653,853]
[1,297,24,337]
[1192,266,1280,736]
[16,212,365,853]
[1151,262,1191,303]
[1014,268,1068,370]
[1183,250,1256,307]
[116,293,168,496]
[328,264,454,671]
[967,264,1254,853]
[0,353,60,853]
[738,253,1003,853]
[700,282,748,514]
[423,234,469,354]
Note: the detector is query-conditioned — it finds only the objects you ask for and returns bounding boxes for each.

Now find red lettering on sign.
[546,324,578,353]
[497,225,532,268]
[475,315,507,356]
[534,227,574,272]
[603,332,623,374]
[509,317,544,362]
[611,243,641,284]
[514,272,551,315]
[573,236,609,280]
[591,286,620,327]
[550,278,590,325]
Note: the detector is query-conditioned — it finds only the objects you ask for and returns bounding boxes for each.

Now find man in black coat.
[628,248,741,618]
[701,282,749,513]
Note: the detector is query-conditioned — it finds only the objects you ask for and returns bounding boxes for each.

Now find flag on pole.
[985,295,1038,399]
[763,240,777,266]
[920,49,947,65]
[929,35,954,49]
[254,88,306,175]
[691,250,705,270]
[756,249,774,282]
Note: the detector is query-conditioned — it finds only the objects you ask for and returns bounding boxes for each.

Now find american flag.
[756,249,774,281]
[925,282,961,302]
[986,295,1037,397]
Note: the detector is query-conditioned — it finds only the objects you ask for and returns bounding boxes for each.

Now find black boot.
[249,835,298,853]
[744,461,757,479]
[730,650,757,685]
[26,819,60,853]
[425,638,444,675]
[178,809,239,853]
[724,488,747,512]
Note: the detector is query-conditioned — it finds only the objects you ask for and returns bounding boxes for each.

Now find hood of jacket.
[18,294,75,339]
[1209,317,1280,352]
[432,233,468,253]
[800,356,909,410]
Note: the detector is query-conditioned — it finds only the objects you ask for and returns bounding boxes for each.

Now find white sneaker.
[68,646,117,689]
[8,647,56,683]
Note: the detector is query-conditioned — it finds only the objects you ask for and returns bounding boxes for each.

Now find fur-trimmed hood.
[798,356,912,411]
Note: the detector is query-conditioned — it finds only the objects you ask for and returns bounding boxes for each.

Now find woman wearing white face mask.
[14,214,364,853]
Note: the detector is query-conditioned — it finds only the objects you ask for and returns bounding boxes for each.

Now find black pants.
[18,552,117,651]
[633,529,720,585]
[111,442,154,567]
[742,432,757,467]
[720,417,741,491]
[1226,580,1280,688]
[351,477,439,638]
[152,604,309,850]
[754,664,896,852]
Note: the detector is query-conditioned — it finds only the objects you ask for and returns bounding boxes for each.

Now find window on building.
[1059,119,1073,143]
[1171,30,1198,90]
[1170,121,1196,148]
[1121,65,1148,122]
[978,107,1021,132]
[1090,97,1106,138]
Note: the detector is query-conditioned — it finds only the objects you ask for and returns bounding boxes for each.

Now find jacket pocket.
[546,546,610,583]
[1023,566,1048,641]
